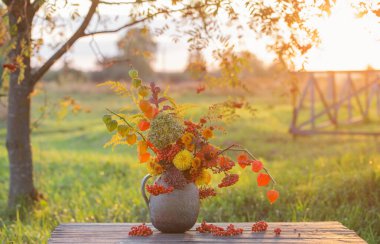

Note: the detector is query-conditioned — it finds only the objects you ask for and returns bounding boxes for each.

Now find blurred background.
[0,0,379,243]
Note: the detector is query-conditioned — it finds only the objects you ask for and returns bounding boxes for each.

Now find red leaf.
[3,63,17,72]
[267,189,279,204]
[251,160,263,172]
[257,173,270,187]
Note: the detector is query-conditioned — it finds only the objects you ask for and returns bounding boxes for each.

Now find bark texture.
[6,0,36,208]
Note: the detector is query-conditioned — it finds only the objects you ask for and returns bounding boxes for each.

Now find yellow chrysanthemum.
[147,160,163,176]
[202,128,213,139]
[173,150,194,171]
[195,169,211,186]
[181,132,194,145]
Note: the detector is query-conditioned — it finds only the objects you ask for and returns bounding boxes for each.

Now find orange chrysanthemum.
[197,145,219,168]
[202,128,213,139]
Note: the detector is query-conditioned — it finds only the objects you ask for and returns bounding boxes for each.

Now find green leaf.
[128,69,138,79]
[132,78,142,88]
[117,124,129,137]
[102,115,112,124]
[106,120,118,132]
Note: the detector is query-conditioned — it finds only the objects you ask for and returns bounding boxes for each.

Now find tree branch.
[30,0,99,85]
[83,4,214,37]
[2,0,12,6]
[31,0,45,14]
[82,10,170,37]
[99,0,154,5]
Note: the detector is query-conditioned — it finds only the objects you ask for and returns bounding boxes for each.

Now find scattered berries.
[252,221,268,232]
[196,221,224,233]
[196,221,243,236]
[212,224,243,236]
[128,223,153,236]
[146,183,174,196]
[274,228,281,236]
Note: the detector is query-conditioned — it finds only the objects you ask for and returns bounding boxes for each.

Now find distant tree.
[185,49,207,80]
[0,0,333,209]
[98,28,157,81]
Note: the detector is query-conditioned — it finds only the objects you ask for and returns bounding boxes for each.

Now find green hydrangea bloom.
[148,113,184,149]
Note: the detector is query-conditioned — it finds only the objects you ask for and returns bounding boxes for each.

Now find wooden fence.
[289,70,380,136]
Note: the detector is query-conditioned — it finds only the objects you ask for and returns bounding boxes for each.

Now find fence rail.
[289,70,380,136]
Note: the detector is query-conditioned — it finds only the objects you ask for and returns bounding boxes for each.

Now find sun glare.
[305,0,380,71]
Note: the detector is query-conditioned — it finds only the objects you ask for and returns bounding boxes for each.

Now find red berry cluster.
[218,173,239,188]
[196,221,243,237]
[217,156,235,172]
[196,221,224,233]
[212,224,243,236]
[128,223,153,236]
[184,120,200,133]
[146,183,174,196]
[156,143,181,162]
[274,228,281,236]
[199,187,217,199]
[252,221,268,232]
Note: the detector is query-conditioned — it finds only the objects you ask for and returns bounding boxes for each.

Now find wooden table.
[49,222,366,243]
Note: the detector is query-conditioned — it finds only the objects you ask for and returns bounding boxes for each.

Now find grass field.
[0,83,379,243]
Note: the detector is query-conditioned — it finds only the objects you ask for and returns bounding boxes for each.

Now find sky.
[40,0,380,72]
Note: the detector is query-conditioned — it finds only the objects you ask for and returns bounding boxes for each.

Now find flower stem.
[106,108,147,141]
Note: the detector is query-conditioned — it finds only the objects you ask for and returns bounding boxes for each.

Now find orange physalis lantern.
[257,173,270,186]
[138,120,150,131]
[126,134,137,145]
[267,189,279,204]
[138,141,150,163]
[237,153,249,169]
[251,160,263,173]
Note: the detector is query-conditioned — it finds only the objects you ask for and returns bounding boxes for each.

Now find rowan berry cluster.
[212,224,243,236]
[198,187,217,199]
[196,221,243,237]
[128,223,153,236]
[196,221,224,233]
[146,183,174,196]
[252,221,268,232]
[218,174,239,188]
[156,143,182,162]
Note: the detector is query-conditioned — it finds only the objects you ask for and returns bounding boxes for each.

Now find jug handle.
[141,174,152,208]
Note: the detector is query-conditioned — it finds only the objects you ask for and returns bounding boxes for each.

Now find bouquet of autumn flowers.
[101,68,279,204]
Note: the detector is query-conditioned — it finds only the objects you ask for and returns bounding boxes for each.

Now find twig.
[218,144,277,185]
[106,108,147,141]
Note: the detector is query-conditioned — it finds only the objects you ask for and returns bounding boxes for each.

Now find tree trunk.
[6,1,36,209]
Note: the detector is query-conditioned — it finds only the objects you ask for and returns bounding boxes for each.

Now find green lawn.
[0,84,379,243]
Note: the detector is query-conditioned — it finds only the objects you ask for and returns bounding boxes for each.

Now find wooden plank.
[310,74,316,129]
[49,222,366,244]
[314,78,337,125]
